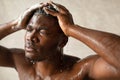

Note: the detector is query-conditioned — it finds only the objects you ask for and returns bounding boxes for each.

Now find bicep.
[0,45,15,67]
[89,57,120,79]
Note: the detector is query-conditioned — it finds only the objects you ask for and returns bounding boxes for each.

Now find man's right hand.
[0,3,48,39]
[14,3,46,30]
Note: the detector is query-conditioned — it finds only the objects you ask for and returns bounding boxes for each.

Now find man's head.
[24,5,68,61]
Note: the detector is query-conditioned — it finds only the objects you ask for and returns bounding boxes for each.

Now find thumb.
[44,7,58,17]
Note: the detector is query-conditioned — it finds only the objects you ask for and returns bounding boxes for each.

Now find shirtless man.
[0,2,120,80]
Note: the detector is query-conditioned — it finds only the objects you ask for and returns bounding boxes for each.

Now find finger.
[22,3,47,18]
[48,1,69,14]
[27,3,45,12]
[43,7,58,17]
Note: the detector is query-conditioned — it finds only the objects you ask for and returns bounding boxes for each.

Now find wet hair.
[34,4,58,16]
[33,5,68,45]
[33,4,59,26]
[33,5,64,33]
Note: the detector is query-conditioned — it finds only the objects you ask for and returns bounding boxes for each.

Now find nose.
[26,30,39,43]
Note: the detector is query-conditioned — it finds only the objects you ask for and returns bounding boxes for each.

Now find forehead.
[28,14,59,30]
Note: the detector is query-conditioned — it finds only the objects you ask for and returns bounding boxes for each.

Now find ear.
[58,35,68,48]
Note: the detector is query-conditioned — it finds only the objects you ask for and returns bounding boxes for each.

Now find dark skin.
[0,2,120,80]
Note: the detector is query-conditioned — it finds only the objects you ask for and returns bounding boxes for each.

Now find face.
[25,14,62,61]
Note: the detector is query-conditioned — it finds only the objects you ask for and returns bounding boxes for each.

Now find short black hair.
[33,4,65,34]
[34,4,58,16]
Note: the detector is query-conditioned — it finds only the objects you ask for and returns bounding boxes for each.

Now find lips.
[25,42,36,52]
[25,47,35,52]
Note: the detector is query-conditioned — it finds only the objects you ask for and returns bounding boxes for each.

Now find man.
[0,1,120,80]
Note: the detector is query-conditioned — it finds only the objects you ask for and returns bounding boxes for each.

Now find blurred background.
[0,0,120,80]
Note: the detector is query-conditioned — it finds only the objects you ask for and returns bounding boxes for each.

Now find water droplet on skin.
[60,69,63,72]
[30,60,35,64]
[67,67,70,70]
[44,76,51,80]
[71,62,88,79]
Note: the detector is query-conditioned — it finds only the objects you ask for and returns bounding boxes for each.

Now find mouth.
[25,44,36,52]
[25,47,35,52]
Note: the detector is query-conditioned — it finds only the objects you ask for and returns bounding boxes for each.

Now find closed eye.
[39,29,50,35]
[38,26,49,35]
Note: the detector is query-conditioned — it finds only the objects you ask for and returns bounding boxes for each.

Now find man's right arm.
[0,46,15,67]
[0,20,21,67]
[45,2,120,69]
[0,3,44,67]
[0,20,20,40]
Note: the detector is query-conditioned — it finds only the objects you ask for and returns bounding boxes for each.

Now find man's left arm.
[45,2,120,69]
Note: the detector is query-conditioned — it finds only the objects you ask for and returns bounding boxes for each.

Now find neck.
[34,49,64,78]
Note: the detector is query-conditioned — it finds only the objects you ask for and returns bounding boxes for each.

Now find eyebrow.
[38,26,48,30]
[27,25,48,30]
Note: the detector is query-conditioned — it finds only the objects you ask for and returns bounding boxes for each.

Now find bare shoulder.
[11,48,25,56]
[0,45,24,55]
[10,48,31,67]
[0,46,26,68]
[10,48,26,62]
[73,55,120,80]
[63,54,99,71]
[74,55,120,80]
[10,48,25,59]
[89,57,120,79]
[73,55,100,69]
[73,55,100,75]
[68,55,99,79]
[10,48,34,72]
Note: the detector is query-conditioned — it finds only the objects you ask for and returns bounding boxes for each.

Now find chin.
[25,51,45,62]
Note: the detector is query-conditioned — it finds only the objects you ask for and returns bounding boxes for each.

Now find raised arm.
[0,3,44,67]
[0,3,45,39]
[45,2,120,69]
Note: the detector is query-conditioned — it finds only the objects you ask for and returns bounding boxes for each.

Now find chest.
[17,67,100,80]
[15,61,90,80]
[17,67,88,80]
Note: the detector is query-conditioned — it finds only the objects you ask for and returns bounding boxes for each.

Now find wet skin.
[25,14,62,61]
[0,8,120,80]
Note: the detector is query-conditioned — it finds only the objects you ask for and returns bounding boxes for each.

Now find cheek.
[39,37,59,48]
[39,38,51,46]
